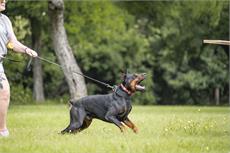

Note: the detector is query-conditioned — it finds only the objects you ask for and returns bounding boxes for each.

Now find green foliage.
[135,1,229,104]
[65,1,155,104]
[11,16,31,42]
[4,1,229,105]
[10,84,33,105]
[201,47,228,88]
[6,1,48,21]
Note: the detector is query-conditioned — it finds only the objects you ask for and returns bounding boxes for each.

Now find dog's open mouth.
[136,84,145,91]
[135,76,146,91]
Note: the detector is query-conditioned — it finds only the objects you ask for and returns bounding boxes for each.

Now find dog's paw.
[119,125,127,133]
[133,127,138,134]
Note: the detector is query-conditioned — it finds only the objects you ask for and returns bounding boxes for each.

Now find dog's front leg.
[105,109,126,132]
[106,115,126,132]
[123,117,138,133]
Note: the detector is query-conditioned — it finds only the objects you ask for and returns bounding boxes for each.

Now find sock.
[0,129,9,137]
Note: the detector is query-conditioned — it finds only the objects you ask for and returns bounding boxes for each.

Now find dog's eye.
[133,76,136,80]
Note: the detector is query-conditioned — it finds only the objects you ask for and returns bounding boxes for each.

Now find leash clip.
[112,85,118,92]
[26,57,33,71]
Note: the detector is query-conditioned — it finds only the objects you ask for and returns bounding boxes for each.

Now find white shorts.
[0,62,4,73]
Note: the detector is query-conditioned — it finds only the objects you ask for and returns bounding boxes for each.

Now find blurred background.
[3,0,229,105]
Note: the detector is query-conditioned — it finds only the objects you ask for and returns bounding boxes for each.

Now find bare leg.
[0,73,10,134]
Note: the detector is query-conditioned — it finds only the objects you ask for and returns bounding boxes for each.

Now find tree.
[31,17,45,101]
[48,0,87,100]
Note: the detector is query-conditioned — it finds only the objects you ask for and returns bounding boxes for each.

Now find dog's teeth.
[136,85,145,90]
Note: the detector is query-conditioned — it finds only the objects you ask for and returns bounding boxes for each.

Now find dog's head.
[121,72,146,95]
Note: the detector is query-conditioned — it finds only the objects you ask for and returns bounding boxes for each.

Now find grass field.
[0,105,229,153]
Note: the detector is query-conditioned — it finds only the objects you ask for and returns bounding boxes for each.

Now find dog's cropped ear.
[120,69,127,80]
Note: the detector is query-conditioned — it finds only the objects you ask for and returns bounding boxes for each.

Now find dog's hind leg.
[78,117,92,132]
[61,106,86,134]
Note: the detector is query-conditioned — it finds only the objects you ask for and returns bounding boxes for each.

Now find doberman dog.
[61,72,146,134]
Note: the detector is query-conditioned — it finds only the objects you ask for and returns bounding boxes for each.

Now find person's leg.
[0,73,10,136]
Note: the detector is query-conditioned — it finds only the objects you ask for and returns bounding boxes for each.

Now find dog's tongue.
[136,85,145,91]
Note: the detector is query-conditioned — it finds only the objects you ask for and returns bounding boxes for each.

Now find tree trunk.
[215,87,220,105]
[48,0,87,100]
[31,17,45,102]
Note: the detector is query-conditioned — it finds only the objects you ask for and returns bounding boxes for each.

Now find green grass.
[0,105,229,153]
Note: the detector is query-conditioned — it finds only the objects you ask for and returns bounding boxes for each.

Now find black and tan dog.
[61,72,146,134]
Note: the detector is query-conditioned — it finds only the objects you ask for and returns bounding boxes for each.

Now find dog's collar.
[119,84,133,96]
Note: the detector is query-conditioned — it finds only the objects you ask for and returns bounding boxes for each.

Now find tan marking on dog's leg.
[123,119,138,133]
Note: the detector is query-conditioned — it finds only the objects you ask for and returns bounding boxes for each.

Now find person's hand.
[25,48,38,57]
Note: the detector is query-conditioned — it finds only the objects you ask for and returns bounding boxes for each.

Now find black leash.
[0,55,22,63]
[36,56,115,89]
[1,54,115,89]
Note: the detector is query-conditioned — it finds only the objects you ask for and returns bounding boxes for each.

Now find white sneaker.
[0,129,9,137]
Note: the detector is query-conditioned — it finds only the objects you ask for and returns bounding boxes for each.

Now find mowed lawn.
[0,105,229,153]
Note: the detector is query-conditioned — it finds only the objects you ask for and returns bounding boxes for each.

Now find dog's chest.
[116,101,131,119]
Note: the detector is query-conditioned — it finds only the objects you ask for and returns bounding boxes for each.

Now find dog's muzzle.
[135,73,146,91]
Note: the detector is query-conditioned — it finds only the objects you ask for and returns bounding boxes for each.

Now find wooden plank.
[203,40,230,45]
